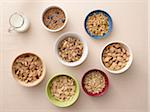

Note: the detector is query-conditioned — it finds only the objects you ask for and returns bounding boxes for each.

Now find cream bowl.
[54,32,88,67]
[100,41,133,74]
[11,52,46,87]
[41,5,68,32]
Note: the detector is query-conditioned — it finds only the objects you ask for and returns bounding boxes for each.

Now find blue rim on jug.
[84,10,113,39]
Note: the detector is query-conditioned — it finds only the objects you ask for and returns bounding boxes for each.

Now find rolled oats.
[83,70,106,94]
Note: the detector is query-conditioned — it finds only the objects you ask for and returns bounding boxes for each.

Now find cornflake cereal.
[12,53,43,83]
[43,7,66,30]
[58,37,83,62]
[86,13,109,36]
[83,70,106,94]
[50,75,76,102]
[102,43,130,71]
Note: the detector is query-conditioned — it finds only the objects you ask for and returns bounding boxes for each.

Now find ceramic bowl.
[54,32,88,67]
[41,5,68,32]
[11,52,46,87]
[84,10,113,39]
[45,73,80,107]
[100,41,133,74]
[82,69,109,96]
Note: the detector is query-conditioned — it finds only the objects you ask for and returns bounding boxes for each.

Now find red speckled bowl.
[82,69,109,96]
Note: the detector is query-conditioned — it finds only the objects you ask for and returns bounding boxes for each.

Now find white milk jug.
[8,12,30,32]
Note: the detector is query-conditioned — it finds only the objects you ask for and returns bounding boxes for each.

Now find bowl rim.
[100,41,133,74]
[41,5,68,32]
[81,69,109,96]
[11,52,46,87]
[45,73,80,107]
[54,32,88,67]
[84,9,113,39]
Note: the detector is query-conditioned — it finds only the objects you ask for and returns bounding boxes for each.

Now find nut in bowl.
[84,10,112,39]
[100,41,133,74]
[46,74,80,107]
[82,69,109,96]
[12,53,46,87]
[41,5,68,32]
[55,32,88,67]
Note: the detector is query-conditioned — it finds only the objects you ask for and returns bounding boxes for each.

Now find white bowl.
[11,52,46,87]
[41,5,68,32]
[100,41,133,74]
[54,32,88,67]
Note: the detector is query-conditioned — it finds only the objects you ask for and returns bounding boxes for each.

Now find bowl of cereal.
[41,5,68,32]
[46,73,80,107]
[84,10,112,39]
[82,69,109,96]
[54,32,88,67]
[100,41,133,74]
[12,53,46,87]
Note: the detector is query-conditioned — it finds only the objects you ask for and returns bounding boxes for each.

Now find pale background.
[0,0,148,112]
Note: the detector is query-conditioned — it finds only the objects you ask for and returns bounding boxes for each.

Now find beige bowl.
[11,53,46,87]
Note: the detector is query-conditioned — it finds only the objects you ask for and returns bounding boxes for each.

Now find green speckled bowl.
[45,73,80,107]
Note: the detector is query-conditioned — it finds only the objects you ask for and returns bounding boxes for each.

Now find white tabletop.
[0,0,148,112]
